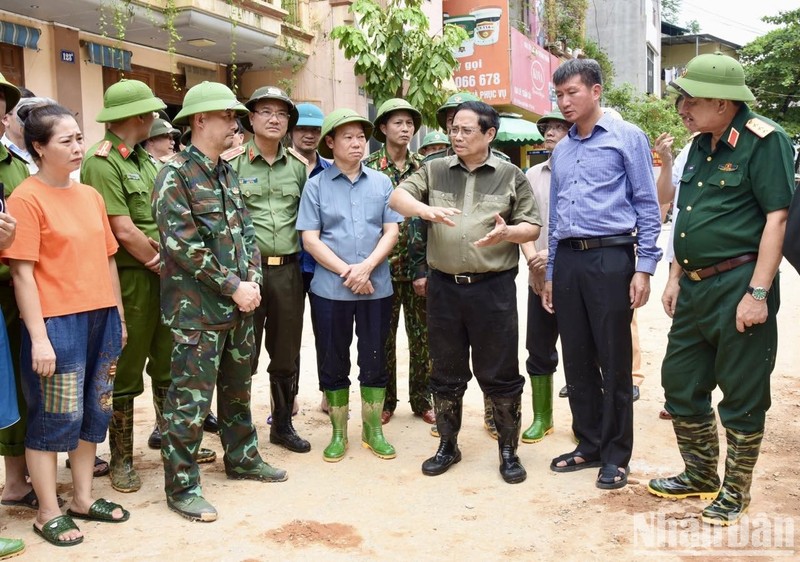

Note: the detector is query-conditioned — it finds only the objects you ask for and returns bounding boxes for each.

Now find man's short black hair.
[453,100,499,134]
[553,59,603,89]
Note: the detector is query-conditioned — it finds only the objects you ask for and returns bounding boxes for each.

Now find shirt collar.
[246,139,286,164]
[186,144,220,175]
[449,148,498,171]
[697,103,751,154]
[105,130,140,161]
[327,162,365,183]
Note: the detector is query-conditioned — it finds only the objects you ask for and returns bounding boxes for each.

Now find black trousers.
[553,242,635,468]
[525,285,559,376]
[427,268,524,398]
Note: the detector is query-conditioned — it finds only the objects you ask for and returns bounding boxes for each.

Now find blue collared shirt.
[299,153,332,274]
[546,113,662,279]
[297,163,403,301]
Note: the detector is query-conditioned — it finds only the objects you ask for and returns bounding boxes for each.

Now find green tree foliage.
[604,84,690,147]
[582,39,614,87]
[739,9,800,141]
[661,0,681,25]
[330,0,467,127]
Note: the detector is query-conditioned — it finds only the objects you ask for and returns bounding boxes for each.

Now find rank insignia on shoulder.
[718,162,738,172]
[221,145,246,161]
[745,118,775,138]
[95,140,113,158]
[287,147,309,166]
[726,127,739,148]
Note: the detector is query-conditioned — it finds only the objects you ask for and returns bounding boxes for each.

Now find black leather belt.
[562,235,637,251]
[262,253,300,266]
[433,269,505,285]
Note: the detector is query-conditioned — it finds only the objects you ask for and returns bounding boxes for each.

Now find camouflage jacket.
[363,146,426,281]
[153,144,262,330]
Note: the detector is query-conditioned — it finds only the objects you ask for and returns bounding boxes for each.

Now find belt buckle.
[685,269,702,282]
[454,274,472,285]
[570,240,589,251]
[266,256,283,266]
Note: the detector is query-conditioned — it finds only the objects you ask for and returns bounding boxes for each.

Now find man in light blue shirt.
[296,108,402,463]
[542,59,662,491]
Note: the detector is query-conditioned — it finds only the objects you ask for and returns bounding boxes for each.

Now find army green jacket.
[153,145,262,330]
[0,143,29,282]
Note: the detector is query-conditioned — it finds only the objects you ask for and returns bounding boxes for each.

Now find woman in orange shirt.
[2,103,129,547]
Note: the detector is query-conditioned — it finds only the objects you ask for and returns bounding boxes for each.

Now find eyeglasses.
[448,126,480,138]
[253,109,290,121]
[544,123,569,133]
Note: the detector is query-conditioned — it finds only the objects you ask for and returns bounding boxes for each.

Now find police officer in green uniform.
[363,98,434,426]
[154,81,287,523]
[418,131,449,157]
[82,80,216,494]
[228,86,310,453]
[0,74,37,531]
[648,53,795,526]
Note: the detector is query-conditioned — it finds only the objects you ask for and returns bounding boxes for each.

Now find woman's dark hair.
[21,103,75,161]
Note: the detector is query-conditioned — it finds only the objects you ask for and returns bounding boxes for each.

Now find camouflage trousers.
[384,280,432,414]
[161,318,263,501]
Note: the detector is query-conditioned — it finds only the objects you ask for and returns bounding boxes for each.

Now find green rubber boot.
[521,375,554,443]
[0,537,25,559]
[360,387,396,459]
[702,428,763,526]
[323,389,349,463]
[109,398,141,493]
[647,413,721,500]
[483,395,498,440]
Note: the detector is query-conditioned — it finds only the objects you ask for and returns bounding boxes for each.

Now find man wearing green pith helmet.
[154,81,287,523]
[364,98,434,428]
[648,53,794,526]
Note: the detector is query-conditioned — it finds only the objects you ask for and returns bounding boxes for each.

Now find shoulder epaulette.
[286,146,309,166]
[221,145,246,162]
[95,140,113,158]
[745,118,775,139]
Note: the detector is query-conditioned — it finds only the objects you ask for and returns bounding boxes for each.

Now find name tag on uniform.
[240,177,258,185]
[126,173,141,181]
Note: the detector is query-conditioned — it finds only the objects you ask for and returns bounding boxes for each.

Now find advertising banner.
[510,28,560,116]
[443,0,511,104]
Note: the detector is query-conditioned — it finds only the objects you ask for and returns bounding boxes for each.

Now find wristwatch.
[747,286,769,301]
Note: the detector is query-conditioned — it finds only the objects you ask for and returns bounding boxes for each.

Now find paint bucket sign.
[444,14,476,58]
[471,7,503,46]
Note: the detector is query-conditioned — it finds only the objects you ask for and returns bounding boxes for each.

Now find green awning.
[0,21,40,50]
[86,42,132,71]
[495,114,544,146]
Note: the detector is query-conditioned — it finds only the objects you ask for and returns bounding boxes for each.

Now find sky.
[677,0,796,46]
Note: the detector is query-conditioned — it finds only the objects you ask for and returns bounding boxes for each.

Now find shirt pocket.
[191,199,225,239]
[123,179,153,223]
[706,171,743,190]
[239,179,262,199]
[476,193,511,227]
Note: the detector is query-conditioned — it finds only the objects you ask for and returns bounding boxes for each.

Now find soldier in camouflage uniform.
[154,82,287,523]
[364,99,434,426]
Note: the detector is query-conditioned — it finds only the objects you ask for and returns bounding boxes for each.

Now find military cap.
[436,91,480,130]
[0,72,21,113]
[372,98,422,143]
[242,86,298,132]
[318,108,373,159]
[536,110,569,133]
[419,131,450,150]
[669,52,755,103]
[147,118,180,140]
[295,103,324,128]
[96,79,166,123]
[173,81,248,127]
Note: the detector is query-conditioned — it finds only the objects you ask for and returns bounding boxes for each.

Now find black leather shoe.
[147,425,161,449]
[270,427,311,453]
[203,412,219,433]
[422,441,462,476]
[632,386,640,402]
[558,385,569,398]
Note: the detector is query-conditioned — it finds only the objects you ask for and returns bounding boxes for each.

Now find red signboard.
[510,28,560,116]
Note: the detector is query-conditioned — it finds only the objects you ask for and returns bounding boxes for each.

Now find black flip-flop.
[1,489,65,509]
[550,450,602,473]
[596,464,630,489]
[65,456,110,477]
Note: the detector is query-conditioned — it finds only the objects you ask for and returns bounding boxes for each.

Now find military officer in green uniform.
[0,73,37,521]
[363,98,434,426]
[82,80,216,494]
[228,86,310,453]
[154,81,287,523]
[648,53,795,526]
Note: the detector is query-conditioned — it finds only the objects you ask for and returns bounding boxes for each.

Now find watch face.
[750,287,768,300]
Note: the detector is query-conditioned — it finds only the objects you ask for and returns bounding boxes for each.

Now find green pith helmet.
[318,108,373,159]
[419,130,450,150]
[96,79,166,123]
[669,52,755,103]
[242,85,298,133]
[536,110,569,133]
[0,72,21,113]
[172,81,248,127]
[148,118,180,140]
[372,98,422,143]
[436,91,480,130]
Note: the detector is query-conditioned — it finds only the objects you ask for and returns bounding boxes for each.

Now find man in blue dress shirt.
[296,108,402,463]
[542,59,662,490]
